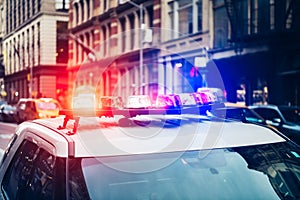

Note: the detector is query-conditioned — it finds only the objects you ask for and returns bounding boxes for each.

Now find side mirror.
[266,118,281,126]
[272,118,281,124]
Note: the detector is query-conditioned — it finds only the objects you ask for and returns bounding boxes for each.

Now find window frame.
[0,132,66,200]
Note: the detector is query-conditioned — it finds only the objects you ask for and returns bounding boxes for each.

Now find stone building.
[67,0,211,105]
[2,0,69,104]
[211,0,300,105]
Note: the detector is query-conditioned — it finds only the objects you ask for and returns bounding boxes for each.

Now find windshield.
[71,141,300,199]
[37,101,59,110]
[279,106,300,126]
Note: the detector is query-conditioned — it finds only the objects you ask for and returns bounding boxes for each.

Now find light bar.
[59,104,224,118]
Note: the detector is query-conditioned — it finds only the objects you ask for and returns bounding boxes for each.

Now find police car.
[0,95,300,200]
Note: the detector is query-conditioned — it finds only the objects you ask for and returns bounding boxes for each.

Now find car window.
[0,134,18,166]
[244,109,265,124]
[68,158,91,200]
[279,107,300,125]
[79,142,300,199]
[1,140,65,200]
[37,102,59,110]
[25,101,36,111]
[2,140,38,199]
[253,108,281,121]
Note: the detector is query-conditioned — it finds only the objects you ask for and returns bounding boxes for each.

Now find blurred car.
[126,95,152,109]
[15,98,61,123]
[249,104,300,145]
[0,99,7,106]
[1,101,300,199]
[211,102,267,126]
[0,104,16,122]
[99,96,124,109]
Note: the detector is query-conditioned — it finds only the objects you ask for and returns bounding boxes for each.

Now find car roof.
[29,114,285,158]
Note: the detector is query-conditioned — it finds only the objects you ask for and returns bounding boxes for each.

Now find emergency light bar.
[58,104,224,135]
[59,104,224,118]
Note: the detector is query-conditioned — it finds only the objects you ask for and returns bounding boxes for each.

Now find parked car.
[211,102,268,126]
[0,104,16,122]
[249,104,300,145]
[15,98,61,123]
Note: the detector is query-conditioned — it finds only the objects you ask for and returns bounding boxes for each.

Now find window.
[168,0,202,39]
[56,21,68,64]
[80,142,300,199]
[37,102,59,110]
[56,0,70,10]
[1,139,65,199]
[32,0,35,15]
[2,140,38,199]
[168,2,175,39]
[250,0,258,34]
[27,0,30,19]
[270,0,275,30]
[74,3,79,24]
[253,108,281,122]
[178,0,193,36]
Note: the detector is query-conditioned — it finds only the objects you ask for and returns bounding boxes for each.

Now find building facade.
[0,0,5,99]
[68,0,212,106]
[2,0,69,104]
[211,0,300,106]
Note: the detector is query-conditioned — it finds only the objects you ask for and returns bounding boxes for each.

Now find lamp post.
[119,0,144,94]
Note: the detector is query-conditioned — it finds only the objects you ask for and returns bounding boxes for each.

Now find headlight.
[38,112,47,118]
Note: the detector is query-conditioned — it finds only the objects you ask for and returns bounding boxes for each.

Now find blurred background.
[0,0,299,108]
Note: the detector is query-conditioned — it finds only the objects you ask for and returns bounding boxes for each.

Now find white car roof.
[31,114,286,158]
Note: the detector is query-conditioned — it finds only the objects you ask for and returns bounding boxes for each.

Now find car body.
[1,106,300,199]
[0,104,16,122]
[249,104,300,145]
[15,98,61,123]
[211,102,267,126]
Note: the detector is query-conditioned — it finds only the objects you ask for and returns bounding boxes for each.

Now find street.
[0,122,17,158]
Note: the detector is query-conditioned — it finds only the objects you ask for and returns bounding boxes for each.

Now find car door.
[0,136,66,200]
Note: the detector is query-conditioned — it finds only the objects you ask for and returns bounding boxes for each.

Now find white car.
[0,103,300,199]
